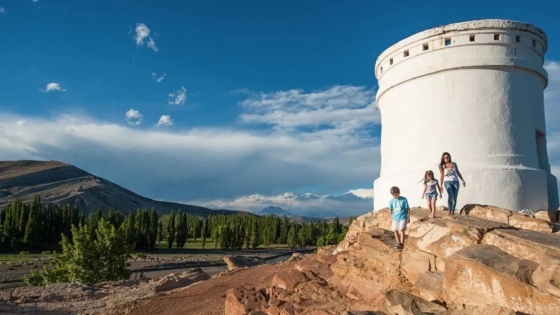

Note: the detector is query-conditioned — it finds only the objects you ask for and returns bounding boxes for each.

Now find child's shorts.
[425,193,438,200]
[392,220,407,231]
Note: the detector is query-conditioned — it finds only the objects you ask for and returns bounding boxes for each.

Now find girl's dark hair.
[424,170,434,183]
[439,152,452,169]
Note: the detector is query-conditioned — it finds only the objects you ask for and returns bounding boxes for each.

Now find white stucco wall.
[373,19,559,212]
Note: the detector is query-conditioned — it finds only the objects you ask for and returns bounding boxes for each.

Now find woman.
[439,152,466,215]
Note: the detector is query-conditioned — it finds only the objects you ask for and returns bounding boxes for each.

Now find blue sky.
[0,0,559,216]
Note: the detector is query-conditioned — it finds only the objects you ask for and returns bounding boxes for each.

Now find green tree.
[24,218,132,285]
[167,211,176,249]
[250,218,260,249]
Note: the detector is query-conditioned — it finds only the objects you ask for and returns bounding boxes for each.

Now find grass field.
[0,240,298,261]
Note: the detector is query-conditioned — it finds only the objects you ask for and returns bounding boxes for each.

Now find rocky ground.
[0,248,311,285]
[1,205,559,314]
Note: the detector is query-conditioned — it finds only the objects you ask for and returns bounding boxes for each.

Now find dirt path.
[111,261,297,315]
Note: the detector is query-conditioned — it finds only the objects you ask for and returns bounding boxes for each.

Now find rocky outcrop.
[224,204,560,315]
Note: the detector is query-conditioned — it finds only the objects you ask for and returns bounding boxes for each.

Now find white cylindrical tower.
[373,19,559,212]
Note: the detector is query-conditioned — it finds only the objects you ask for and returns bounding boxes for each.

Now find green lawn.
[0,240,295,261]
[0,253,46,262]
[137,240,291,254]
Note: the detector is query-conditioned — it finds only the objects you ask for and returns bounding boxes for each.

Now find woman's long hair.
[439,152,452,169]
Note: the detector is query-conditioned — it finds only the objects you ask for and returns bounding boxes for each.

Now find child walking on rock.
[388,186,410,250]
[421,170,443,218]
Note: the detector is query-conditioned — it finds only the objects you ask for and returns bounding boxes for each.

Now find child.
[421,170,443,219]
[388,186,410,249]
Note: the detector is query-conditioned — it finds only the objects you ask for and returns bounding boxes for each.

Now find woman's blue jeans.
[444,181,460,212]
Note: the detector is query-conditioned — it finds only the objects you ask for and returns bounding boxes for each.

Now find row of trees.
[0,197,352,253]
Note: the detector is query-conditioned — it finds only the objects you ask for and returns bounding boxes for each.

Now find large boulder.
[508,213,554,233]
[461,204,554,232]
[223,255,261,271]
[532,253,560,298]
[460,204,512,223]
[411,271,443,302]
[151,268,210,293]
[443,244,560,315]
[329,229,410,302]
[406,215,511,271]
[481,228,560,264]
[381,289,447,315]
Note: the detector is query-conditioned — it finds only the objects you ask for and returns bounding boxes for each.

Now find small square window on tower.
[380,67,383,74]
[494,34,500,41]
[469,35,475,42]
[444,38,451,46]
[422,43,429,51]
[390,58,393,65]
[532,39,536,47]
[403,50,409,57]
[515,35,520,43]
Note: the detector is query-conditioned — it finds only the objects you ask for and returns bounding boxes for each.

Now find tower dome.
[373,19,558,212]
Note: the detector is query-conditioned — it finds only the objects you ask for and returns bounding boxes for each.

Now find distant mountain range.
[0,160,248,216]
[258,205,345,222]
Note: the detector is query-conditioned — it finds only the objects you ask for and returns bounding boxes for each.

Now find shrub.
[24,218,133,286]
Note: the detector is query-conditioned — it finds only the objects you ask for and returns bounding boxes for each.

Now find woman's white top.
[443,162,459,182]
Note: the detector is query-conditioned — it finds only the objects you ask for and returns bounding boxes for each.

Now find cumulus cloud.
[125,108,143,125]
[0,85,380,213]
[239,85,379,138]
[168,87,187,106]
[347,188,374,199]
[0,7,5,14]
[133,23,158,52]
[156,115,173,126]
[147,38,158,52]
[39,83,66,93]
[151,72,165,83]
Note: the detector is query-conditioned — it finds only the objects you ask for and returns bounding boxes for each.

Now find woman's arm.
[456,164,466,187]
[439,166,445,191]
[437,182,443,199]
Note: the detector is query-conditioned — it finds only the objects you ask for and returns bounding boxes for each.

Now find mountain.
[258,206,292,216]
[303,211,342,219]
[256,206,338,223]
[0,160,247,216]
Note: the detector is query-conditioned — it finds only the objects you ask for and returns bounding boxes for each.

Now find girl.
[439,152,466,215]
[421,170,442,218]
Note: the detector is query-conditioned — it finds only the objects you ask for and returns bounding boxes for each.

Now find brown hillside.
[0,160,247,216]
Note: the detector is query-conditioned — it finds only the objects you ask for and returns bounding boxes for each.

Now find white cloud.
[16,120,27,126]
[0,85,380,211]
[125,108,143,125]
[39,83,66,93]
[133,23,158,52]
[147,38,158,52]
[195,191,372,217]
[0,7,5,14]
[157,115,173,126]
[239,85,379,137]
[151,72,165,83]
[168,87,187,106]
[347,188,374,199]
